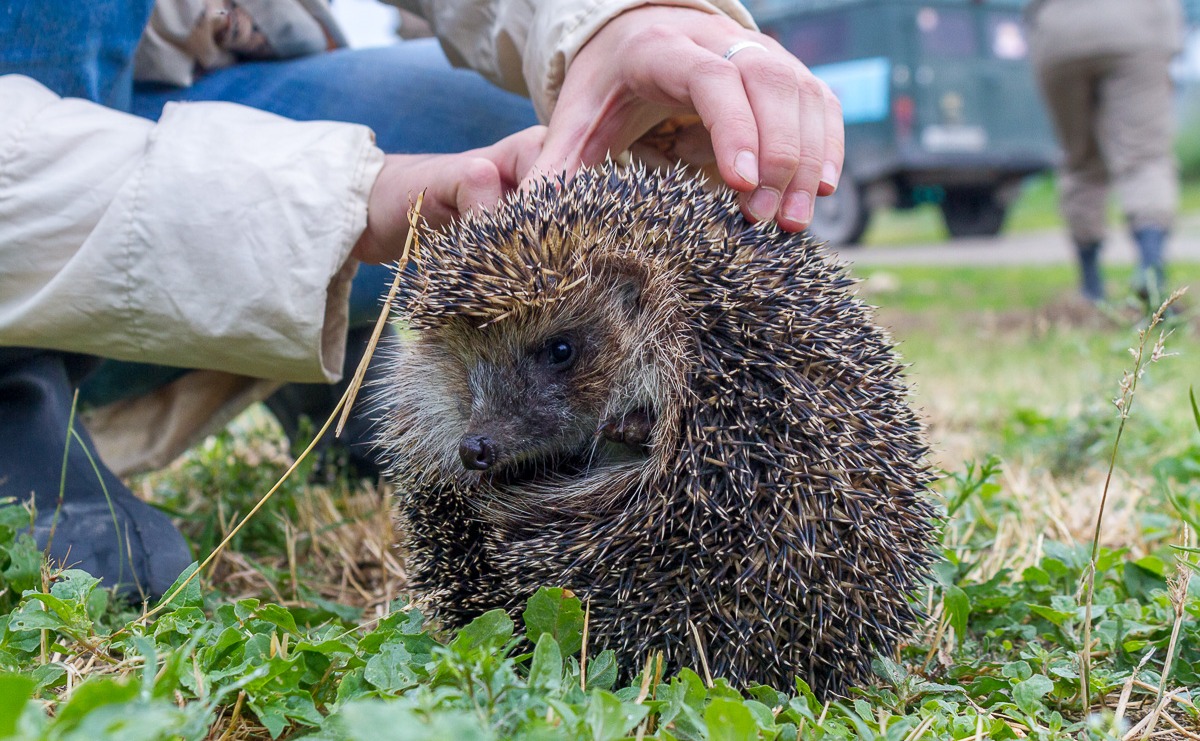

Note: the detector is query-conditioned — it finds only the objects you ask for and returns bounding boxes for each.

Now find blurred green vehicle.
[749,0,1059,245]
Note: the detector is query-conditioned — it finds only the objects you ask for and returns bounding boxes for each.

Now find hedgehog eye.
[543,337,576,369]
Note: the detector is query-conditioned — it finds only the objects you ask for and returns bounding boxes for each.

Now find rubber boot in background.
[1075,240,1105,303]
[0,349,192,601]
[1131,227,1168,306]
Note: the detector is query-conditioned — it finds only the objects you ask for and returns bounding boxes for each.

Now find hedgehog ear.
[599,257,647,316]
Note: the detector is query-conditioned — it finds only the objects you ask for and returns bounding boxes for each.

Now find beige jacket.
[0,0,755,475]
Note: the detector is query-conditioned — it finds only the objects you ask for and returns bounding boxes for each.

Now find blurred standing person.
[1026,0,1184,303]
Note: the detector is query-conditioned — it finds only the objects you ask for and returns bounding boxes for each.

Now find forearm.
[0,74,384,383]
[393,0,757,120]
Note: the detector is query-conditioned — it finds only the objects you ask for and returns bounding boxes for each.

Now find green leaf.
[51,677,139,733]
[334,701,489,741]
[450,609,514,656]
[742,699,775,729]
[364,639,420,692]
[255,603,300,634]
[586,649,618,691]
[522,587,585,656]
[528,633,563,691]
[7,598,69,632]
[0,673,35,738]
[1027,604,1074,627]
[1001,660,1032,681]
[705,698,758,741]
[943,585,970,641]
[154,562,202,610]
[1012,674,1054,716]
[586,690,648,741]
[1189,386,1200,434]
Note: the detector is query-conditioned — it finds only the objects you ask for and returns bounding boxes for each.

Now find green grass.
[861,176,1200,248]
[2,264,1199,739]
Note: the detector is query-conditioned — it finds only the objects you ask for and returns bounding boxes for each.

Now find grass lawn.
[2,223,1199,738]
[861,176,1200,247]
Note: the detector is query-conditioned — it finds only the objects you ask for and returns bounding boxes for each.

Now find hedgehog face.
[460,272,669,493]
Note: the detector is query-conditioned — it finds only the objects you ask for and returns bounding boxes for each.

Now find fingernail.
[748,187,780,222]
[734,150,758,186]
[782,191,814,226]
[821,160,840,190]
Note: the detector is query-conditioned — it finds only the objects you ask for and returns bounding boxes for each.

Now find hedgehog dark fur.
[377,163,938,698]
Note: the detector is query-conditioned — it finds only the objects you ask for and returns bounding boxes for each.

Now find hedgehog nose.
[459,435,496,470]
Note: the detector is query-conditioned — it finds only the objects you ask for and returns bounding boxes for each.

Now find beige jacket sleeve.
[0,74,384,384]
[392,0,757,121]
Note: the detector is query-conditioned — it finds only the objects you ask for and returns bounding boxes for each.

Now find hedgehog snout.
[459,435,497,470]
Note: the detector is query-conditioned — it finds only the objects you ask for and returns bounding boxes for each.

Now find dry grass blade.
[337,191,424,437]
[580,596,590,692]
[688,619,713,689]
[1141,530,1195,741]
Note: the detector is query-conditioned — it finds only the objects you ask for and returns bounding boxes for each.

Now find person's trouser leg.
[1097,48,1177,297]
[0,350,191,599]
[131,41,539,154]
[0,0,153,110]
[0,0,190,599]
[1033,52,1113,301]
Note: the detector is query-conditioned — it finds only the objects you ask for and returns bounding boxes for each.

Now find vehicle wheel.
[809,174,870,247]
[940,187,1007,239]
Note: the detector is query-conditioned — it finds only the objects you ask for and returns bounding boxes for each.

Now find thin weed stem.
[1078,288,1184,710]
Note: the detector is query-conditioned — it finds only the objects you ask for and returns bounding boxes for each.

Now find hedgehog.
[376,163,938,698]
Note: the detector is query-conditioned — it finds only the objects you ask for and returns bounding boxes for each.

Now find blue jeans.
[3,4,538,406]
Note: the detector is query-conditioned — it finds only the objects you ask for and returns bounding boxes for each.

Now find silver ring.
[723,40,768,61]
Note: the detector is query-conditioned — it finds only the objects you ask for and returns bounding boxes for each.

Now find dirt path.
[836,213,1200,267]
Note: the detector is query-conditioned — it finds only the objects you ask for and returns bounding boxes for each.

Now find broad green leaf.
[585,649,618,690]
[334,701,489,741]
[522,587,585,656]
[528,633,563,691]
[364,639,420,692]
[57,702,195,741]
[1027,605,1074,627]
[706,698,758,741]
[0,673,35,737]
[586,690,648,741]
[1012,674,1054,716]
[656,680,687,725]
[154,562,202,610]
[255,604,300,634]
[1001,660,1032,681]
[450,610,514,656]
[7,598,69,632]
[943,585,970,641]
[743,699,775,728]
[51,678,139,733]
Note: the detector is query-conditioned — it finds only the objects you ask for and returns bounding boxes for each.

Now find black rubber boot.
[1075,240,1105,303]
[264,326,392,481]
[1131,227,1168,304]
[0,349,191,601]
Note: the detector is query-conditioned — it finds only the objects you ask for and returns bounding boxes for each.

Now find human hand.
[529,6,843,232]
[353,125,547,264]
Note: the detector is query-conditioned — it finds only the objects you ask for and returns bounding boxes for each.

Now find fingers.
[474,125,548,189]
[546,5,847,232]
[817,80,845,198]
[712,44,839,232]
[447,158,505,216]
